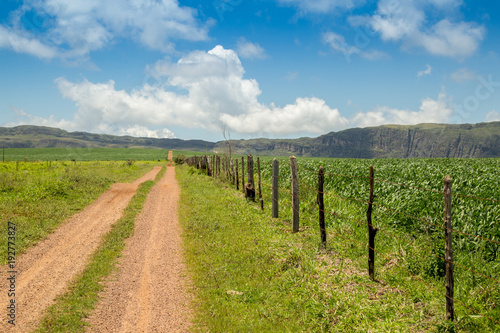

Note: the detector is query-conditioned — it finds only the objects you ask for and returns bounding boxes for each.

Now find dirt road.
[86,166,192,332]
[1,167,162,332]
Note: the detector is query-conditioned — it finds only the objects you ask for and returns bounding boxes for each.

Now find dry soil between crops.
[0,166,161,332]
[85,165,192,332]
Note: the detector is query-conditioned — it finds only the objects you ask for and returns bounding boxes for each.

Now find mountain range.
[1,122,499,158]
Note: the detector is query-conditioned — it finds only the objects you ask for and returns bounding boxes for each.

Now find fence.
[184,154,500,328]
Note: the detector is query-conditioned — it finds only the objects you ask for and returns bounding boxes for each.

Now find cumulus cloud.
[352,92,452,127]
[417,64,432,77]
[0,0,211,59]
[364,0,485,58]
[220,97,348,135]
[236,38,267,59]
[12,45,350,137]
[11,45,455,138]
[485,111,500,122]
[450,68,477,83]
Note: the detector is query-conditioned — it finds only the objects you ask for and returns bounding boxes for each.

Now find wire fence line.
[184,154,500,328]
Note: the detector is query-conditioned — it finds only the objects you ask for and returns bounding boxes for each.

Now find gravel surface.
[86,166,193,332]
[0,167,161,332]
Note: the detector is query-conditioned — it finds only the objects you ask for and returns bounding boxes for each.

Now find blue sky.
[1,0,499,141]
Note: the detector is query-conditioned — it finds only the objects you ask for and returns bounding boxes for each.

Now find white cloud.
[12,45,350,137]
[352,92,452,127]
[9,45,457,138]
[450,68,477,83]
[417,64,432,77]
[236,38,267,59]
[277,0,364,14]
[0,0,211,59]
[6,106,73,129]
[0,26,57,59]
[220,97,348,135]
[119,126,176,138]
[485,111,500,122]
[365,0,485,58]
[322,31,387,62]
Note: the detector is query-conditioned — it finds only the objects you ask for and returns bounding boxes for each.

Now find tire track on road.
[86,166,192,333]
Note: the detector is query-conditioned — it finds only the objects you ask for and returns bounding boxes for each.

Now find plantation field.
[0,160,163,264]
[185,154,500,330]
[256,156,500,330]
[1,147,201,161]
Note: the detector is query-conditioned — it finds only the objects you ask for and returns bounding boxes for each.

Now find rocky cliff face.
[228,122,500,158]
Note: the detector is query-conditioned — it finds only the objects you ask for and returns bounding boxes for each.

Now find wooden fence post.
[272,158,279,218]
[217,155,221,178]
[246,155,255,201]
[318,166,326,249]
[444,175,454,322]
[235,159,239,190]
[231,159,235,185]
[257,157,263,210]
[241,156,245,194]
[290,156,299,233]
[367,165,377,281]
[212,156,215,179]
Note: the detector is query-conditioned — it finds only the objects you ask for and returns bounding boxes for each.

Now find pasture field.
[0,159,163,264]
[1,147,201,161]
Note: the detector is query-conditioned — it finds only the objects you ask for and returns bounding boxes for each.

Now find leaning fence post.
[367,165,377,281]
[444,175,454,322]
[290,156,299,233]
[318,166,326,249]
[272,158,279,218]
[257,157,263,210]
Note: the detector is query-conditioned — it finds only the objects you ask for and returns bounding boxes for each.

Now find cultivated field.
[184,154,500,331]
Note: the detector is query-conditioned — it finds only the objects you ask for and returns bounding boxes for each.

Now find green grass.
[177,165,477,332]
[34,166,166,332]
[0,160,162,264]
[1,147,203,161]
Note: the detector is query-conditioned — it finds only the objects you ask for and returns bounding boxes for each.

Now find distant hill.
[1,122,500,158]
[0,125,215,152]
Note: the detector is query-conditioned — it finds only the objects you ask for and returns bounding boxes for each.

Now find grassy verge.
[0,160,161,264]
[177,165,488,332]
[34,166,166,332]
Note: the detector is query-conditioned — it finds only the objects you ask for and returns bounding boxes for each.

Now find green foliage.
[174,154,186,164]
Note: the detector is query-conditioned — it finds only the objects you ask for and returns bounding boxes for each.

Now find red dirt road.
[1,166,161,332]
[86,166,192,332]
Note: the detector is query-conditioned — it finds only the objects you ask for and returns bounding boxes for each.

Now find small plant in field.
[174,154,186,164]
[127,159,134,166]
